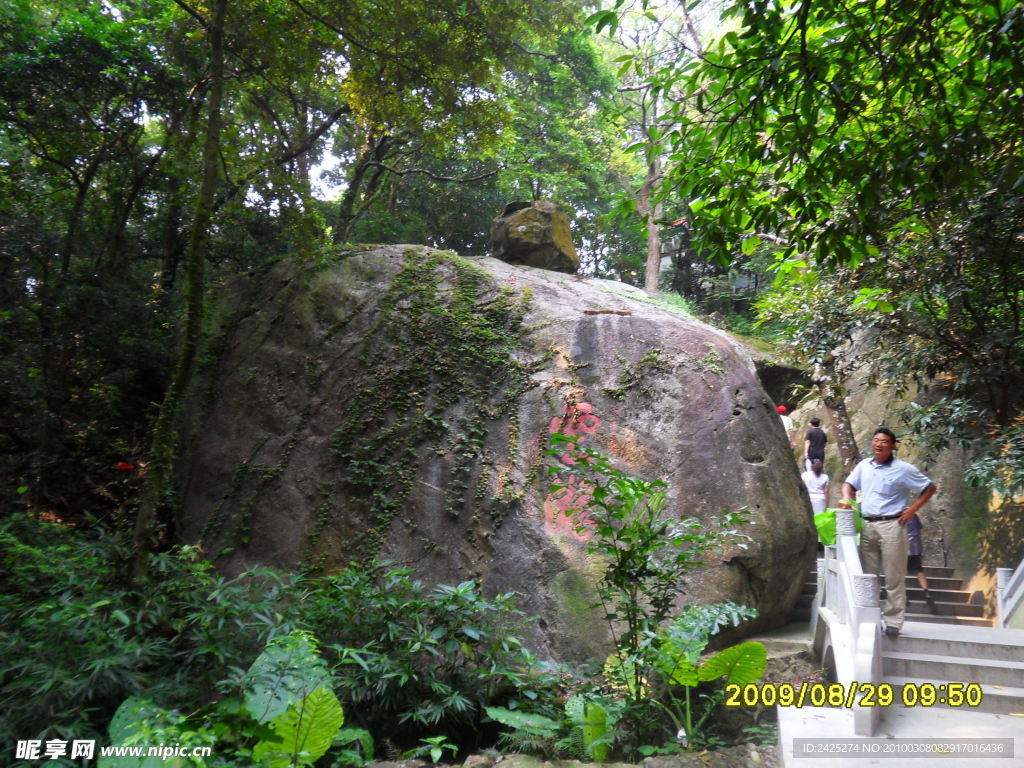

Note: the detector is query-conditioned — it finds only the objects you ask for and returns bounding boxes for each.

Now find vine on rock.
[330,249,537,559]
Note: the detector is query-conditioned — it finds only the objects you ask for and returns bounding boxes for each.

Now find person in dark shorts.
[906,515,936,612]
[803,417,827,471]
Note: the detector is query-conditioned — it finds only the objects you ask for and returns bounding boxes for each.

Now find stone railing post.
[810,557,827,638]
[853,573,880,608]
[997,567,1011,628]
[835,507,857,537]
[852,571,882,737]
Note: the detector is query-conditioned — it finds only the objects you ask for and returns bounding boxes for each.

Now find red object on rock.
[113,461,136,471]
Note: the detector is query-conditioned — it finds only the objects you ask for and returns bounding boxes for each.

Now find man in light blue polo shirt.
[841,427,937,637]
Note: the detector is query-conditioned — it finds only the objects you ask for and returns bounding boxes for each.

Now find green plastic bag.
[813,506,863,545]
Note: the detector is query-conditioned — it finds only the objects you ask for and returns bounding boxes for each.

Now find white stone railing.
[997,557,1024,629]
[811,507,882,736]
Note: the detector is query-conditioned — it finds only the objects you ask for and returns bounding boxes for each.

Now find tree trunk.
[641,155,663,294]
[133,0,228,579]
[816,369,861,478]
[334,134,390,244]
[157,199,186,294]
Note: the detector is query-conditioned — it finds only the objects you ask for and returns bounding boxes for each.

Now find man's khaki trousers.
[858,518,909,629]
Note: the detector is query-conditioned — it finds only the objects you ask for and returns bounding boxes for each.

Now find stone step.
[880,585,966,606]
[805,572,964,592]
[883,651,1024,688]
[803,579,967,597]
[905,575,963,591]
[797,567,985,624]
[886,676,1024,716]
[906,586,972,603]
[744,619,814,657]
[905,599,985,617]
[920,565,956,579]
[884,628,1024,661]
[903,611,994,627]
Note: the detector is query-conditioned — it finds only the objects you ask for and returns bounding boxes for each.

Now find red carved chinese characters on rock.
[543,402,601,540]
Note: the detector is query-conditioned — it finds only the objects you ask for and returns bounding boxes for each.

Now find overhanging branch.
[364,161,501,183]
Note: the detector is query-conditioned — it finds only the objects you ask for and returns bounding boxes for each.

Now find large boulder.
[489,200,579,273]
[178,245,815,661]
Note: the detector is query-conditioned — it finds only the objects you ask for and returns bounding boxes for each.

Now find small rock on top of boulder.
[489,200,579,274]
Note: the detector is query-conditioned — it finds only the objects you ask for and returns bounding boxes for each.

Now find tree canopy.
[655,0,1024,267]
[633,0,1024,538]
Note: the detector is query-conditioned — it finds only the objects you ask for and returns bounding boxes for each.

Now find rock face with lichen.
[489,200,579,273]
[177,245,815,662]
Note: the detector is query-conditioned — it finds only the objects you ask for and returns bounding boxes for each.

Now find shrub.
[1,514,550,759]
[100,631,352,768]
[0,513,299,746]
[304,563,553,752]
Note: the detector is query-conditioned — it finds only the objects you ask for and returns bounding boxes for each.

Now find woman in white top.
[801,457,830,514]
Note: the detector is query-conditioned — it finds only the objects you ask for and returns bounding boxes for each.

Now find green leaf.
[741,235,760,255]
[588,10,619,35]
[99,697,163,768]
[602,652,645,698]
[485,706,559,737]
[655,602,759,683]
[662,656,699,687]
[697,641,767,686]
[244,631,332,724]
[253,686,345,768]
[581,699,610,761]
[335,727,374,760]
[108,697,161,744]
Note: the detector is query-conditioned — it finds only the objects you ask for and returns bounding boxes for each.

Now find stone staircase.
[903,565,992,627]
[882,622,1024,715]
[793,564,1023,711]
[779,563,1024,766]
[788,566,818,622]
[791,564,991,627]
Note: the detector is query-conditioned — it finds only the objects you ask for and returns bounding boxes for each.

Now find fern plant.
[484,706,562,758]
[563,694,619,761]
[485,693,620,761]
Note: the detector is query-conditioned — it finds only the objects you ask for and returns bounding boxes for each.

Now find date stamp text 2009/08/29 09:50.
[724,681,983,709]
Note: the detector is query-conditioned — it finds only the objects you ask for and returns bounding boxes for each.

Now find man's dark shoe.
[923,589,936,613]
[884,626,900,637]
